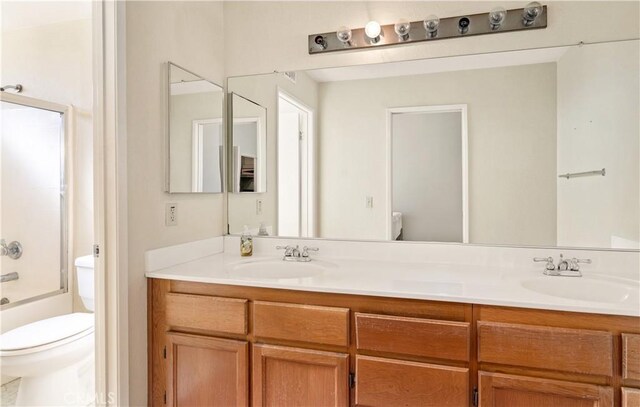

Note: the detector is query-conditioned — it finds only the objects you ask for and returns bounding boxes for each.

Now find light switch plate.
[366,196,374,208]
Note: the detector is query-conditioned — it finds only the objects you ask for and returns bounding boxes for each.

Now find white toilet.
[0,255,95,406]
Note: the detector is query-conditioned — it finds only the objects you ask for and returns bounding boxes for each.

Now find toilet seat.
[0,313,94,356]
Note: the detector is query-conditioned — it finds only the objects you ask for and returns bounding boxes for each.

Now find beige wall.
[318,63,558,245]
[125,2,225,405]
[1,19,93,312]
[223,1,639,76]
[557,40,640,248]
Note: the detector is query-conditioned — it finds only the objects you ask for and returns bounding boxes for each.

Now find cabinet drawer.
[479,371,613,407]
[623,334,640,381]
[478,321,613,376]
[622,387,640,407]
[355,313,470,362]
[165,293,248,335]
[355,355,469,406]
[253,301,349,347]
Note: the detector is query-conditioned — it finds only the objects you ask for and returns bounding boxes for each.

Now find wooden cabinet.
[252,344,349,407]
[149,279,640,407]
[166,333,248,407]
[479,372,613,407]
[355,355,468,406]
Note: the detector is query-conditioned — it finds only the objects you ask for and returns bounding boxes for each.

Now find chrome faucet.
[1,239,22,260]
[533,254,590,277]
[0,272,19,283]
[276,245,319,262]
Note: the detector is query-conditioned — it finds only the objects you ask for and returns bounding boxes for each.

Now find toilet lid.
[0,313,94,351]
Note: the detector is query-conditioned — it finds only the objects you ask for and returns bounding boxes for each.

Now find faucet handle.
[302,246,319,257]
[533,256,555,270]
[569,257,591,271]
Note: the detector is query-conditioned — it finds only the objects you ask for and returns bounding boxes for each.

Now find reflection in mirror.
[227,40,639,250]
[167,62,224,193]
[230,93,267,194]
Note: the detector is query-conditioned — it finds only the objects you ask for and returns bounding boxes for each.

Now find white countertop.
[145,252,640,317]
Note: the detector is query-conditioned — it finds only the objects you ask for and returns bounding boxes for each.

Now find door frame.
[386,104,469,243]
[192,118,223,192]
[276,88,316,237]
[93,1,129,405]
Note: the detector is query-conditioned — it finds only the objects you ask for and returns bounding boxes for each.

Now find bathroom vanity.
[146,248,640,407]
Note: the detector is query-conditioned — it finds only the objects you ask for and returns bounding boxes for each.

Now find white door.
[389,106,468,242]
[277,93,313,237]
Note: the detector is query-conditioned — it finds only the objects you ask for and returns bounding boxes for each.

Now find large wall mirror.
[227,39,639,250]
[167,62,224,193]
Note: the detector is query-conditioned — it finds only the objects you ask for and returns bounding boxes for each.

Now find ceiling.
[306,46,570,83]
[1,1,91,32]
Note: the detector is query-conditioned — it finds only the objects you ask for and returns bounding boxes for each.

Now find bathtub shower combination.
[0,94,95,406]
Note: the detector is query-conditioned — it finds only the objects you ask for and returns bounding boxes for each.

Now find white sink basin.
[521,277,635,304]
[230,258,334,280]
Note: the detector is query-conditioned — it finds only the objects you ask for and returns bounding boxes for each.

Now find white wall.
[557,40,640,248]
[125,2,225,405]
[319,63,557,245]
[223,1,640,76]
[1,18,93,313]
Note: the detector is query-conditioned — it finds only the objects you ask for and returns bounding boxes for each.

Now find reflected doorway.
[387,105,469,243]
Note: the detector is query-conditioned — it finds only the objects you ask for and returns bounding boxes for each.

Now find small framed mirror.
[229,93,267,193]
[167,62,224,193]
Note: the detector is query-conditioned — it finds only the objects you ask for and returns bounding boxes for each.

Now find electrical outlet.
[166,203,178,226]
[366,196,374,209]
[256,199,263,215]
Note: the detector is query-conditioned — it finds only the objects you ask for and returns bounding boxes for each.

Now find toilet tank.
[75,255,95,311]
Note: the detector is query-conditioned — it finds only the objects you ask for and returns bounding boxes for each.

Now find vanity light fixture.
[489,7,507,30]
[364,21,382,43]
[423,15,440,38]
[394,19,411,41]
[522,1,543,26]
[309,3,547,54]
[336,26,353,46]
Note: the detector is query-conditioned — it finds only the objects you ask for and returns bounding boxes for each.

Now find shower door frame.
[0,92,71,309]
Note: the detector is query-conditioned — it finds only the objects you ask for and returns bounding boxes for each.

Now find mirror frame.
[166,61,226,194]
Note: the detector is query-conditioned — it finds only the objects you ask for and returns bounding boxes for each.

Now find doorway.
[387,105,469,243]
[277,91,315,237]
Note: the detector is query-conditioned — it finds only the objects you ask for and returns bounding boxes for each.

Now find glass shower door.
[0,96,67,307]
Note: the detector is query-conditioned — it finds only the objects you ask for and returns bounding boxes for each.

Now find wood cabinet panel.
[253,301,349,347]
[252,344,349,407]
[479,371,613,407]
[165,293,247,334]
[478,321,613,376]
[623,334,640,382]
[355,312,470,361]
[355,355,468,406]
[622,387,640,407]
[167,333,248,407]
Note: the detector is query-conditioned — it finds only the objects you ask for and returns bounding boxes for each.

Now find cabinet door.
[253,344,349,407]
[355,355,469,406]
[167,332,248,407]
[479,372,613,407]
[622,387,640,407]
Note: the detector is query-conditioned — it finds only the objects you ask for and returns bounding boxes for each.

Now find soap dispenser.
[240,225,253,257]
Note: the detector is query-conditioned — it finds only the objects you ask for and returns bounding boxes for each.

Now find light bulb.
[523,1,543,26]
[336,26,352,45]
[489,7,507,30]
[423,15,440,38]
[394,19,411,40]
[364,20,382,42]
